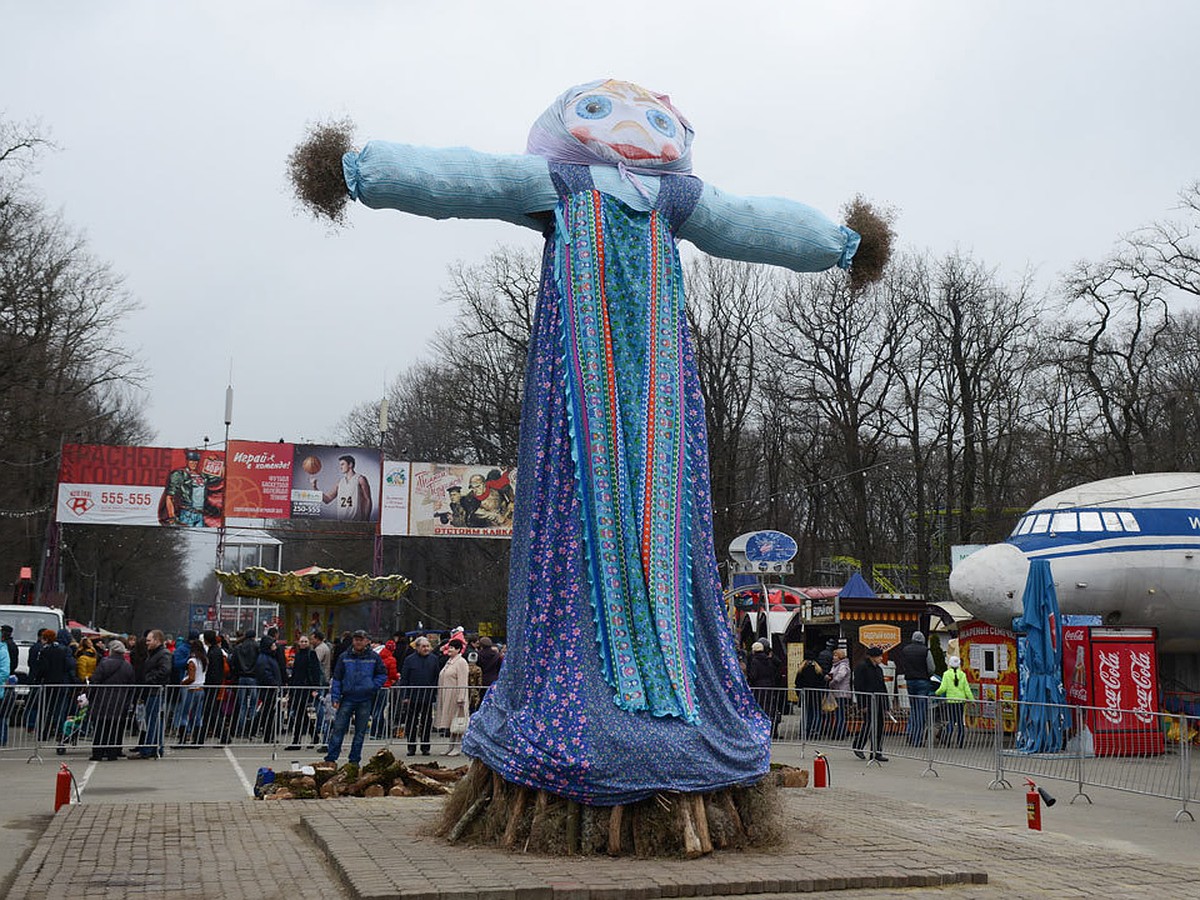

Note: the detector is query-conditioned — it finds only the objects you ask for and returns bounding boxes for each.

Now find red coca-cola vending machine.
[1061,626,1163,756]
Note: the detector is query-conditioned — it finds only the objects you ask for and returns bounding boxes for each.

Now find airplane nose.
[949,543,1030,629]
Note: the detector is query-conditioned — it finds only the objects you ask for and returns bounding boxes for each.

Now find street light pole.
[214,384,233,632]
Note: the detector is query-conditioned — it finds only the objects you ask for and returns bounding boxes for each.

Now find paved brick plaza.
[8,783,1200,899]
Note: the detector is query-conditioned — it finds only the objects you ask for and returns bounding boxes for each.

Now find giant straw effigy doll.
[292,78,889,852]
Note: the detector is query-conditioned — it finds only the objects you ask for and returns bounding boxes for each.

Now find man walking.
[900,631,936,746]
[399,636,441,757]
[131,630,171,759]
[852,646,889,762]
[323,630,386,767]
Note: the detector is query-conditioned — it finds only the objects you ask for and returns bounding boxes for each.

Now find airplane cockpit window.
[1016,516,1035,536]
[1031,513,1052,534]
[1118,511,1140,532]
[1078,511,1104,531]
[1101,511,1123,531]
[1051,512,1078,533]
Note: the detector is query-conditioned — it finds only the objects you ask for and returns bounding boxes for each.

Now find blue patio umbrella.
[1012,559,1068,753]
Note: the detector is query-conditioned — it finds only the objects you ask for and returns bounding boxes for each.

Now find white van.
[0,605,67,678]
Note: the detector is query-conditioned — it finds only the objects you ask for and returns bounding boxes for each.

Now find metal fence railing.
[7,680,1197,820]
[0,683,484,762]
[757,686,1198,821]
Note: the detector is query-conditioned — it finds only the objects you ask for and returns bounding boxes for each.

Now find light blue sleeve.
[343,142,558,231]
[0,643,8,696]
[678,183,860,272]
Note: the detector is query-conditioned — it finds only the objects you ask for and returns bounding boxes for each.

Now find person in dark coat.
[475,636,502,687]
[746,641,782,738]
[89,640,135,760]
[252,636,283,743]
[131,630,172,759]
[852,646,889,762]
[399,636,442,757]
[283,635,322,750]
[32,629,78,742]
[794,656,826,739]
[199,630,226,744]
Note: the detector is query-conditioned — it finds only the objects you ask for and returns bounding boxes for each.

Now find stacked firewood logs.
[257,749,467,800]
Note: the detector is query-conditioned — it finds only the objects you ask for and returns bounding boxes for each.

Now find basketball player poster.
[289,444,382,523]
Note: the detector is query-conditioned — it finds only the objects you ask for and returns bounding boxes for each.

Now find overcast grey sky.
[6,1,1200,452]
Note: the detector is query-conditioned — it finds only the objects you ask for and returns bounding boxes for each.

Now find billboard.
[225,441,293,518]
[400,462,516,539]
[380,460,412,536]
[289,445,381,523]
[56,443,225,527]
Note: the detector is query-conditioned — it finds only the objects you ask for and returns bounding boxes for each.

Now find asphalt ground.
[1,739,1198,898]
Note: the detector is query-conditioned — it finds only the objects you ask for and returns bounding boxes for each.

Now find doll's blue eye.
[575,96,612,120]
[646,109,676,137]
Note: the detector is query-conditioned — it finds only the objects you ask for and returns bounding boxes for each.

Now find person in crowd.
[130,630,171,759]
[746,640,782,738]
[76,637,99,682]
[89,639,134,761]
[370,639,399,739]
[476,636,502,687]
[399,636,441,757]
[0,636,9,747]
[32,629,78,743]
[900,630,936,746]
[169,631,195,732]
[817,637,837,677]
[232,630,260,739]
[284,634,323,750]
[794,655,826,740]
[200,631,225,744]
[852,646,889,762]
[435,639,470,755]
[266,626,290,687]
[323,630,387,767]
[826,646,852,740]
[252,636,283,744]
[332,631,353,670]
[174,638,207,746]
[934,655,975,748]
[309,630,332,742]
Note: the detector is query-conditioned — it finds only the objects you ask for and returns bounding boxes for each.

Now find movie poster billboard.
[225,440,294,518]
[57,443,225,527]
[289,445,381,523]
[380,460,412,536]
[401,462,516,539]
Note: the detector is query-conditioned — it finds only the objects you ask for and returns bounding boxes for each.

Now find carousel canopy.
[215,565,411,606]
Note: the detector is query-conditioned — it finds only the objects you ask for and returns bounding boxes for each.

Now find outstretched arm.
[678,183,859,273]
[343,142,557,231]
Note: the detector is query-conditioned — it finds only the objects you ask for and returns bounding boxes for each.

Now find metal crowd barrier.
[760,686,1199,821]
[1,683,480,762]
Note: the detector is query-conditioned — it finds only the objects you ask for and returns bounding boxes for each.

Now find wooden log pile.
[434,759,806,858]
[257,749,468,800]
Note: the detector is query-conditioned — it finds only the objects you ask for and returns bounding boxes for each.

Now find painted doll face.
[563,80,686,167]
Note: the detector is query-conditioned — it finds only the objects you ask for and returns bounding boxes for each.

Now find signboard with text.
[56,443,225,528]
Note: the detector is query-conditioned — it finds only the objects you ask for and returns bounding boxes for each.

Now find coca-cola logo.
[1129,651,1155,724]
[1097,650,1123,725]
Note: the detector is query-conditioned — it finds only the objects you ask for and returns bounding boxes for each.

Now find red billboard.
[56,443,225,527]
[224,441,294,519]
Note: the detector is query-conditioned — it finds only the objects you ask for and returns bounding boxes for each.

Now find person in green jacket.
[934,656,975,747]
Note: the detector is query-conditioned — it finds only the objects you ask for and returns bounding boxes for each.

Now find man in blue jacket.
[323,630,386,767]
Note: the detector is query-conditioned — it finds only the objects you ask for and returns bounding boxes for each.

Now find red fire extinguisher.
[55,763,76,812]
[1024,778,1055,830]
[813,751,830,788]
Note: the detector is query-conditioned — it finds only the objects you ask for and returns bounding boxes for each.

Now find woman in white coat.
[435,641,470,755]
